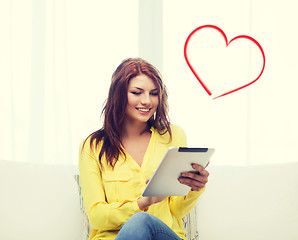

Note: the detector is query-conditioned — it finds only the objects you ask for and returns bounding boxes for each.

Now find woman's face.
[125,74,159,125]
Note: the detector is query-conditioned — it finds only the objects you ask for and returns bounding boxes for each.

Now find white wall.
[162,0,298,166]
[1,0,297,166]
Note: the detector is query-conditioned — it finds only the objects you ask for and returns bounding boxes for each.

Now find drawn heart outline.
[184,25,266,99]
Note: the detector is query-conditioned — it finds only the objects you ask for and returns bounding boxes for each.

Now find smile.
[136,107,151,112]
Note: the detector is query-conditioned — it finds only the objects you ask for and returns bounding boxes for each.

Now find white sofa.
[0,160,83,240]
[1,159,297,240]
[197,162,298,240]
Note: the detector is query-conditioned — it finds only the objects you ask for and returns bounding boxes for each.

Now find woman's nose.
[140,93,150,105]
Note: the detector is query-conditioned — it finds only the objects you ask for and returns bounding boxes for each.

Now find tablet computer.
[142,147,215,197]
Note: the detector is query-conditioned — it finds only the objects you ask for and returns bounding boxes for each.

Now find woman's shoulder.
[80,131,103,154]
[170,124,186,136]
[154,123,187,146]
[170,124,187,144]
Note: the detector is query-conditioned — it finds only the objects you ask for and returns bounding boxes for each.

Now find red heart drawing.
[184,25,266,99]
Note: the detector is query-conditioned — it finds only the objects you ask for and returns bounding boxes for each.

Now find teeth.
[137,108,150,112]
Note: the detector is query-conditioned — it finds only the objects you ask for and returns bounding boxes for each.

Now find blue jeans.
[115,212,183,240]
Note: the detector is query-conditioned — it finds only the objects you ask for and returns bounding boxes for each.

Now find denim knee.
[129,212,152,224]
[116,212,152,239]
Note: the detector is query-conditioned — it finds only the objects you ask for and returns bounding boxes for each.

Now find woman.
[79,58,209,240]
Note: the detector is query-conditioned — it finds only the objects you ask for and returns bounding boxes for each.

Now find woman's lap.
[115,212,182,240]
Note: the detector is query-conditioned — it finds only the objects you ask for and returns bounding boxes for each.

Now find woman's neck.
[121,120,149,139]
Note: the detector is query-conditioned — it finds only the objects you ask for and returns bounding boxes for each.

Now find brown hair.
[83,58,171,168]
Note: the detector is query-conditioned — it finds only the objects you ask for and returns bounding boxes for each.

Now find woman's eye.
[131,92,141,95]
[150,92,159,96]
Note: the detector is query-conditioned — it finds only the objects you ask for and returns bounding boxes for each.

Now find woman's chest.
[100,140,172,203]
[121,133,151,167]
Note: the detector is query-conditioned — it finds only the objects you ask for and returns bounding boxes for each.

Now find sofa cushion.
[197,162,298,240]
[0,160,83,240]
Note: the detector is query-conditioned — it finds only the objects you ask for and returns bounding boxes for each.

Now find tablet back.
[142,147,215,197]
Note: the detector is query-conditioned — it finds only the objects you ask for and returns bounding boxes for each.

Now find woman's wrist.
[137,197,151,211]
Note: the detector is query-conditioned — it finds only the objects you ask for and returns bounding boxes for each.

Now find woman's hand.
[137,196,167,211]
[178,163,209,192]
[137,178,167,211]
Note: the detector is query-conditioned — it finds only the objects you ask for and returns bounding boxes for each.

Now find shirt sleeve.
[169,188,205,219]
[168,124,206,218]
[79,141,142,231]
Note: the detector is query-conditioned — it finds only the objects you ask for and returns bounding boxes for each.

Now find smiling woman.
[83,58,172,168]
[79,58,209,240]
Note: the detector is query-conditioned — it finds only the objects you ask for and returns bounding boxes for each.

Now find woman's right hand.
[137,196,167,211]
[137,178,167,210]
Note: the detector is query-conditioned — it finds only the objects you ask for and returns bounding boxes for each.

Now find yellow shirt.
[79,124,205,240]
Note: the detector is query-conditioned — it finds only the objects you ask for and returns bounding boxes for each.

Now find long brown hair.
[83,58,171,168]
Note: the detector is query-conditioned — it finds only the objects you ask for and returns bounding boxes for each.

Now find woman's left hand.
[178,163,210,192]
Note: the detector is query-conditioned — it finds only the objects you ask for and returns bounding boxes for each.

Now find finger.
[178,177,206,190]
[191,185,205,192]
[181,177,206,188]
[179,179,205,191]
[180,172,208,184]
[191,163,210,177]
